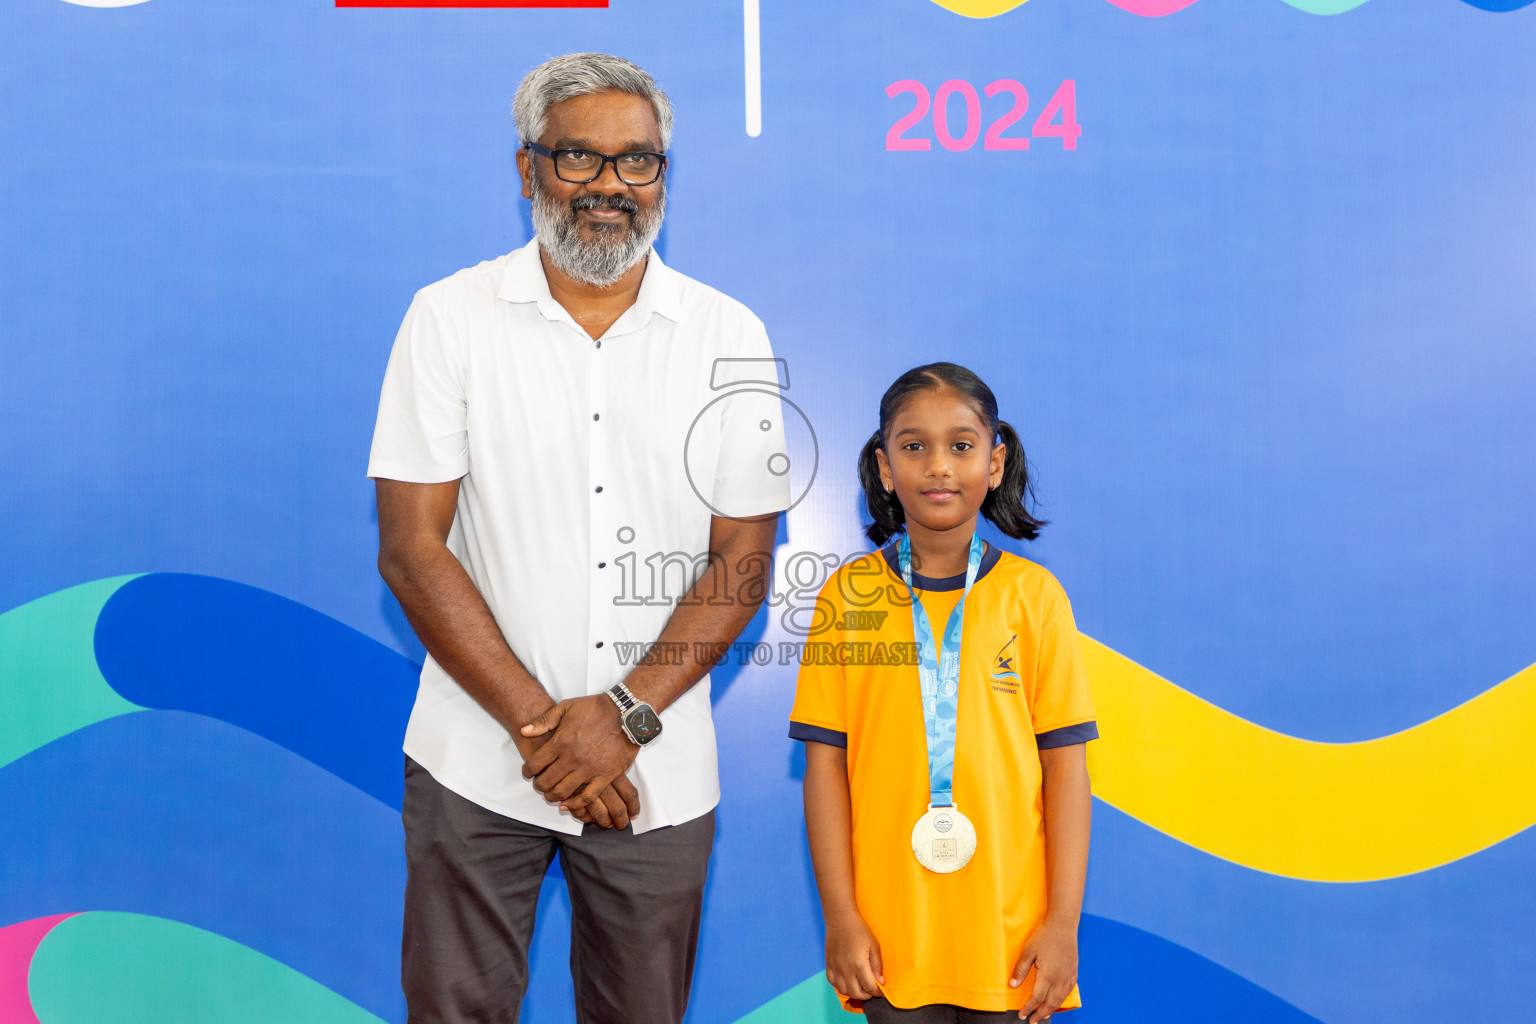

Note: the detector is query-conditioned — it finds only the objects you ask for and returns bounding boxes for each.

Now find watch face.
[626,706,662,744]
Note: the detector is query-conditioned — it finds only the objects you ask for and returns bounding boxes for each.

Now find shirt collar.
[880,539,1002,592]
[496,237,685,329]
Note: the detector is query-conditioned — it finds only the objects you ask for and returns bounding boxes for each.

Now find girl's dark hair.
[858,362,1046,546]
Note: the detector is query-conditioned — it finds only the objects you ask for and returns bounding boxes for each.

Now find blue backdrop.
[2,0,1534,1021]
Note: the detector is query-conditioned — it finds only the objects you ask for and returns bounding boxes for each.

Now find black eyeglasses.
[526,142,667,186]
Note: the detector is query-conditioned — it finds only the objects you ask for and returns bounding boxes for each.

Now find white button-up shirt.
[368,239,790,834]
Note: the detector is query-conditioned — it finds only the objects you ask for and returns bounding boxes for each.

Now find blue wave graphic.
[1457,0,1535,10]
[1085,802,1536,1020]
[0,711,405,1023]
[5,572,1532,1021]
[94,573,420,809]
[1076,915,1323,1022]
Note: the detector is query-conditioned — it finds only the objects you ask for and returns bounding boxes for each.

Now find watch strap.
[606,682,638,714]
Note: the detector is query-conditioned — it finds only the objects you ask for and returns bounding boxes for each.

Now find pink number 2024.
[885,79,1080,152]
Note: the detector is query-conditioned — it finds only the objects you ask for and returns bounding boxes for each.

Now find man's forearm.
[620,517,777,712]
[380,539,555,754]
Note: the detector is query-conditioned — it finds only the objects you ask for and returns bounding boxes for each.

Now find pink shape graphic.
[0,915,77,1024]
[1101,0,1201,15]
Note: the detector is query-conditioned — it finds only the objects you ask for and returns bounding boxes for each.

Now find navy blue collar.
[880,539,1002,592]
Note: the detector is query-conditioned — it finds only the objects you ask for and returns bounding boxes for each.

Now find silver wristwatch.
[606,682,663,746]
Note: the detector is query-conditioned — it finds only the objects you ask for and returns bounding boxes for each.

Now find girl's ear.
[989,440,1006,491]
[875,445,895,493]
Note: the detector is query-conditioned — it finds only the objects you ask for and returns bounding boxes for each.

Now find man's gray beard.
[530,174,666,289]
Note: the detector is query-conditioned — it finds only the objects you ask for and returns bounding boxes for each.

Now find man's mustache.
[569,193,640,217]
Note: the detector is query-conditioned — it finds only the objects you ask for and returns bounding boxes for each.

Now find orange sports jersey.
[790,541,1098,1014]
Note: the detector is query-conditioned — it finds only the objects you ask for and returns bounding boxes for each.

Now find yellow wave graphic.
[929,0,1028,15]
[1083,636,1536,881]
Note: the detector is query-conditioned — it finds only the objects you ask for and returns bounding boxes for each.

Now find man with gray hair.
[368,53,789,1023]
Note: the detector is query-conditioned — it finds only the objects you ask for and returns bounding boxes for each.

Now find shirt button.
[598,561,607,568]
[595,641,604,649]
[595,486,603,493]
[593,413,600,421]
[595,341,602,349]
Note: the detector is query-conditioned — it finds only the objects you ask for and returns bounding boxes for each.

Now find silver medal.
[911,805,977,873]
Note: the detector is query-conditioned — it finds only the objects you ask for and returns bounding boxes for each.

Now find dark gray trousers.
[402,756,715,1024]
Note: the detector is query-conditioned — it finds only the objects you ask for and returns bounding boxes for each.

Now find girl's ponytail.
[859,429,906,546]
[981,420,1046,541]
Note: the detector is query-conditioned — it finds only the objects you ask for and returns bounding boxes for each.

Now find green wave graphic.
[1278,0,1371,14]
[0,576,142,770]
[731,972,844,1023]
[28,912,386,1024]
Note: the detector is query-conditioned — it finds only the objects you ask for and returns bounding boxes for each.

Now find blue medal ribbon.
[896,531,985,809]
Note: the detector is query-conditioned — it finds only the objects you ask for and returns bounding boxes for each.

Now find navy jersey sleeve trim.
[1035,721,1099,748]
[789,722,849,748]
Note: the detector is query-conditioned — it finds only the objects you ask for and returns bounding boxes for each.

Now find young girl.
[790,363,1096,1023]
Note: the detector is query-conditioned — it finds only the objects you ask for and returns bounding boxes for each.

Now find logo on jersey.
[991,633,1019,694]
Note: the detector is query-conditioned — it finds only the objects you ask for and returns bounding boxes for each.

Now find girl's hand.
[824,907,884,1003]
[1010,919,1078,1022]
